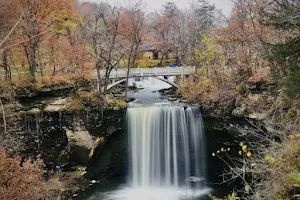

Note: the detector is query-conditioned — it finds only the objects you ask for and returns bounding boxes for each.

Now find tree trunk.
[27,45,37,83]
[125,63,131,100]
[96,61,102,96]
[0,98,6,134]
[37,45,44,83]
[50,45,56,77]
[103,65,114,99]
[9,53,18,80]
[125,42,140,100]
[52,63,56,78]
[125,51,133,100]
[2,49,11,81]
[103,67,110,98]
[159,52,164,66]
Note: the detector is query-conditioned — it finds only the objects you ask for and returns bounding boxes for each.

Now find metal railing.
[95,66,196,79]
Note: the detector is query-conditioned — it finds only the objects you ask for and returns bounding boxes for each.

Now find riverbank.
[44,168,88,200]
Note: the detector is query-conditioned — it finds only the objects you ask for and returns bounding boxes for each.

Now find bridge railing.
[97,66,196,79]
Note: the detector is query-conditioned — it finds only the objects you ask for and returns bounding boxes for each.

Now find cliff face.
[2,106,124,169]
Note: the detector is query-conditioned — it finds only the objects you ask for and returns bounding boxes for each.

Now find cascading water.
[101,106,210,200]
[128,106,206,189]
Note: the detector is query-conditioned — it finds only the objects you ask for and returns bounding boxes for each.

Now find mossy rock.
[27,108,42,115]
[113,107,120,111]
[287,109,298,118]
[232,107,246,117]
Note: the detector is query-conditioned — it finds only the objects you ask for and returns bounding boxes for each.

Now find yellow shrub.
[180,77,218,103]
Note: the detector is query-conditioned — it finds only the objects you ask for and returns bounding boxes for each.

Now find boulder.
[232,106,246,117]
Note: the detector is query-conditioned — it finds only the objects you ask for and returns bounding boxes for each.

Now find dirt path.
[44,170,86,200]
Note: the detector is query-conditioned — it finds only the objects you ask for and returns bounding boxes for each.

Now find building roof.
[138,41,169,52]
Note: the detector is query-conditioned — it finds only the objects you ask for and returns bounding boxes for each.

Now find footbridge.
[94,66,196,90]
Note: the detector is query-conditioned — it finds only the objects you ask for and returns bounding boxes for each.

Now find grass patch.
[65,90,100,111]
[106,95,128,110]
[135,59,175,68]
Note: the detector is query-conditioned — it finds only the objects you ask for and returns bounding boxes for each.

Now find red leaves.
[248,67,270,83]
[0,148,46,200]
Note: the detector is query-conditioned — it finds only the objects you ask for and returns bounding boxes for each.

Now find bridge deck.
[94,66,195,79]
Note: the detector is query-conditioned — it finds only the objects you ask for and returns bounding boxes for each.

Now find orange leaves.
[18,0,79,33]
[0,148,46,200]
[288,134,300,140]
[212,1,266,45]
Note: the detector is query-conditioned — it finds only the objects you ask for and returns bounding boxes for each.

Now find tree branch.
[0,13,24,47]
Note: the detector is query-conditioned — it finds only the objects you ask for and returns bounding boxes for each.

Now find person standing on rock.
[44,169,49,182]
[55,165,61,174]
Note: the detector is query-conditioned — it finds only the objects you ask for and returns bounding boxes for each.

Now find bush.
[106,96,128,109]
[0,148,46,200]
[235,84,247,96]
[162,59,176,66]
[214,136,300,200]
[253,137,300,199]
[65,90,99,111]
[0,81,15,102]
[135,58,160,68]
[180,77,218,103]
[135,58,175,68]
[248,67,270,85]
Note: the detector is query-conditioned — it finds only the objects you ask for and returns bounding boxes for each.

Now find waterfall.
[96,105,210,200]
[127,106,206,190]
[85,78,211,200]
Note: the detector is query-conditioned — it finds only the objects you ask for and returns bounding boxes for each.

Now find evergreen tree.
[260,0,300,99]
[162,2,179,17]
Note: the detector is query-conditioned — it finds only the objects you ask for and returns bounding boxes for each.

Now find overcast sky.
[88,0,234,16]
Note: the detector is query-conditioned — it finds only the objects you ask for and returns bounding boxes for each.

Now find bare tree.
[0,0,22,81]
[82,2,125,98]
[259,0,300,30]
[20,0,47,83]
[149,0,217,66]
[123,1,145,100]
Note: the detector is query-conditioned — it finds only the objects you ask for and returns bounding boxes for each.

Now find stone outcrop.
[86,129,128,180]
[63,120,94,166]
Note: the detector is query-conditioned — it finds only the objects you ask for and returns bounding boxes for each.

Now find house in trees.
[137,41,176,60]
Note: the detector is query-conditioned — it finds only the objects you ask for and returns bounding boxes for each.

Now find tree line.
[0,0,226,96]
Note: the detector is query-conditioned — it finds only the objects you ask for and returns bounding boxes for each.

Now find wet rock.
[89,137,106,159]
[44,98,68,112]
[180,99,189,103]
[249,112,267,120]
[232,106,246,117]
[126,98,135,102]
[86,129,127,180]
[168,97,178,102]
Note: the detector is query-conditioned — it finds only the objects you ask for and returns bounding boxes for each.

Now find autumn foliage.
[0,148,46,200]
